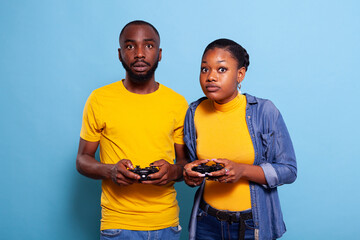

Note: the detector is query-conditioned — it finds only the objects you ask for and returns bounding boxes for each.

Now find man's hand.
[141,160,180,185]
[111,159,140,186]
[141,143,188,185]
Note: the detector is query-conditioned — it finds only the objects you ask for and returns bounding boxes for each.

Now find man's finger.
[150,159,167,167]
[120,159,134,169]
[122,169,141,180]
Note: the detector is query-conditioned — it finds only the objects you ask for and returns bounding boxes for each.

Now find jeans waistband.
[199,199,253,240]
[199,199,252,223]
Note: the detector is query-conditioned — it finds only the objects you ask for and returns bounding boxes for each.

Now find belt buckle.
[216,211,228,222]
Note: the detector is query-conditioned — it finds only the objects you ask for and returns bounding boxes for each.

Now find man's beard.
[122,59,159,83]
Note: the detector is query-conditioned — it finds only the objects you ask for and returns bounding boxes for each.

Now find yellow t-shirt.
[80,80,188,230]
[195,93,255,211]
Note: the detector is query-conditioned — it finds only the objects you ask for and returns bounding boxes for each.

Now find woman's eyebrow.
[202,60,226,63]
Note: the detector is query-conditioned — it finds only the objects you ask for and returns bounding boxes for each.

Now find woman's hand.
[209,158,246,184]
[210,158,267,185]
[183,159,209,187]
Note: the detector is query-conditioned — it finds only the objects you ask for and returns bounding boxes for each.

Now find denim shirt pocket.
[260,131,275,162]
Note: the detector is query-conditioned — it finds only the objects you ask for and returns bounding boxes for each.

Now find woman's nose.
[207,70,217,82]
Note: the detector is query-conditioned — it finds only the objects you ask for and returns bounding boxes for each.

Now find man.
[76,20,188,240]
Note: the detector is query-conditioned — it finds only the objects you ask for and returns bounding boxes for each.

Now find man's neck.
[123,76,159,94]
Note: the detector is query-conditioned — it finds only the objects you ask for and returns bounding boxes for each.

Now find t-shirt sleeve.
[80,92,103,142]
[173,97,189,145]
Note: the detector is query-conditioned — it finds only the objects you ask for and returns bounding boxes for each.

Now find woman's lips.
[206,85,220,92]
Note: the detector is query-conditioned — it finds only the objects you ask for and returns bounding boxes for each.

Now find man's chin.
[129,72,153,83]
[122,60,158,83]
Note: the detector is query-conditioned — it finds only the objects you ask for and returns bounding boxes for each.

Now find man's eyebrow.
[123,39,156,43]
[143,38,156,42]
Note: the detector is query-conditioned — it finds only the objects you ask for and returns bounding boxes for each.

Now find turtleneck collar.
[213,92,245,112]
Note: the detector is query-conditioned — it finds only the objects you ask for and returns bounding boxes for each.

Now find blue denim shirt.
[184,94,297,240]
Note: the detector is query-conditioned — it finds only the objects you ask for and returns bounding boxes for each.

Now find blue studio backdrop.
[1,1,360,239]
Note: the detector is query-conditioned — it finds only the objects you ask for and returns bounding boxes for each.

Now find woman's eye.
[219,67,227,73]
[201,67,208,73]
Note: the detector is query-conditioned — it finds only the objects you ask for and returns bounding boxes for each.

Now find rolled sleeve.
[260,162,279,188]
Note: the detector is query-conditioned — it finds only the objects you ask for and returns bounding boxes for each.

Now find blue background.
[1,1,359,239]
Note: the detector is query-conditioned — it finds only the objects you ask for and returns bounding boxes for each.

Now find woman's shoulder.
[189,96,208,109]
[244,93,280,116]
[245,93,276,106]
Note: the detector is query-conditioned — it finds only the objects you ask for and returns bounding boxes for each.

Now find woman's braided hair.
[203,38,250,70]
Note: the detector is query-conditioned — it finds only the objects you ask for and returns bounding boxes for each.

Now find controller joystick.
[129,165,159,181]
[192,163,224,176]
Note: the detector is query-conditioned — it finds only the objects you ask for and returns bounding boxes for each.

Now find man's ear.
[158,48,162,62]
[118,48,122,62]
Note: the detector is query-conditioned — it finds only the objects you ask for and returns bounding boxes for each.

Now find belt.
[199,200,253,240]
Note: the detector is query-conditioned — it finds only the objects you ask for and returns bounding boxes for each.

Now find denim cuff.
[260,163,278,188]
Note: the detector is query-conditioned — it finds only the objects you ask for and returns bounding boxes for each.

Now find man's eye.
[146,44,153,49]
[219,67,227,73]
[201,67,208,73]
[126,45,134,49]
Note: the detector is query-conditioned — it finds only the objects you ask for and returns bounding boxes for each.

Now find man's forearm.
[172,158,188,181]
[76,154,113,180]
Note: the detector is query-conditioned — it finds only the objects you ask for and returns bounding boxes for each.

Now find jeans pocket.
[196,208,207,222]
[170,225,182,233]
[100,229,122,238]
[244,219,256,230]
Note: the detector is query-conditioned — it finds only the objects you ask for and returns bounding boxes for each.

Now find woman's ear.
[237,67,246,84]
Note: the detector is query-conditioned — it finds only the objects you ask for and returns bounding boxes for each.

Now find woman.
[183,39,297,240]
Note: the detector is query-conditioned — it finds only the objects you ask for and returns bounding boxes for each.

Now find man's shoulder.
[92,81,120,94]
[159,84,187,102]
[89,81,122,100]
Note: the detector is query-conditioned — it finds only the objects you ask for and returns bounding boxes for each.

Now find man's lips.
[131,61,150,72]
[205,84,220,92]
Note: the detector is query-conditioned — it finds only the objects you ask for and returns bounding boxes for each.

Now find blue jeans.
[196,208,255,240]
[100,225,182,240]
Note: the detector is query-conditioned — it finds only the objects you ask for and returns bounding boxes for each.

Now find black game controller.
[129,165,159,181]
[192,163,224,176]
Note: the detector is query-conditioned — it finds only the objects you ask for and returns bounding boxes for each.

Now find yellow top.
[195,93,255,211]
[80,80,188,230]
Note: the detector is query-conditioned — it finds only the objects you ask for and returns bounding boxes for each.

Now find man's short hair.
[119,20,160,42]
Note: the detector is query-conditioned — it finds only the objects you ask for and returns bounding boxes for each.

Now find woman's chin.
[204,93,218,101]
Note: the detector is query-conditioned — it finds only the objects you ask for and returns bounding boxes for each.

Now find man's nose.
[135,47,145,58]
